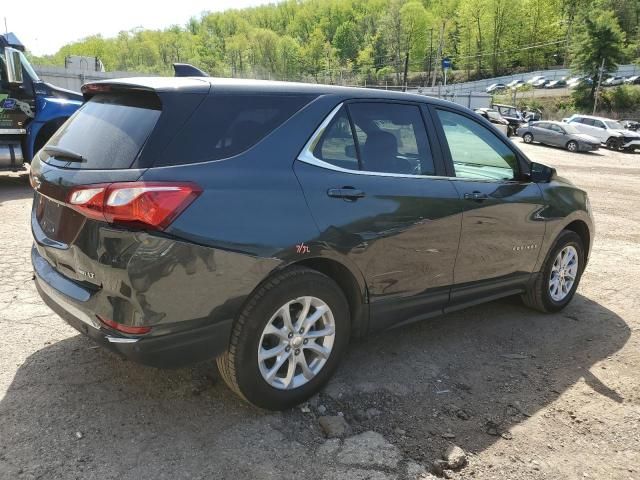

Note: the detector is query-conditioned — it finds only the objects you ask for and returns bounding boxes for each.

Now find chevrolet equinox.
[30,77,593,410]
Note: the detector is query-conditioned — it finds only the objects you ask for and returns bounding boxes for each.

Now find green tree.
[333,21,361,63]
[571,7,627,101]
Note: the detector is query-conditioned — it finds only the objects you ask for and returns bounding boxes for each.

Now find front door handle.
[464,191,489,201]
[327,187,366,200]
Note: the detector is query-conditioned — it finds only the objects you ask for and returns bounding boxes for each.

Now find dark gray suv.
[30,77,593,410]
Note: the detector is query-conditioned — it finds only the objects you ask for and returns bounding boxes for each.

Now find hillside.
[30,0,639,86]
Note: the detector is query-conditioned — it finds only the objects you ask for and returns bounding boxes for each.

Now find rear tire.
[216,267,350,410]
[522,230,585,313]
[523,133,534,144]
[566,140,579,153]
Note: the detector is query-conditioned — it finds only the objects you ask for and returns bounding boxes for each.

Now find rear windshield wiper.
[43,146,85,162]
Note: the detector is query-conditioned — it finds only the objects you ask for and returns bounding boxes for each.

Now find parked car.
[544,79,567,89]
[474,107,510,135]
[624,75,640,85]
[532,78,550,88]
[568,77,593,89]
[565,114,640,151]
[486,83,506,93]
[506,79,525,88]
[622,120,640,131]
[527,75,546,85]
[493,103,525,135]
[603,76,624,87]
[30,77,594,410]
[517,121,600,152]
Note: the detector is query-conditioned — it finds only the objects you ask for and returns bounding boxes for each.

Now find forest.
[30,0,640,87]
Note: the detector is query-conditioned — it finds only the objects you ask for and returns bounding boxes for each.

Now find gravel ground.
[1,140,639,480]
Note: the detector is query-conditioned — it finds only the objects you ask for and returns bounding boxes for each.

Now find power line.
[451,39,566,61]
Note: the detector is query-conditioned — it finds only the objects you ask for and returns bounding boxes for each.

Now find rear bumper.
[32,246,233,368]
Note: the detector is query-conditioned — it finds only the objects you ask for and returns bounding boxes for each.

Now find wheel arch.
[563,219,591,263]
[284,257,369,339]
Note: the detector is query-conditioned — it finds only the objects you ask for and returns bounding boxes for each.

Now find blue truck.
[0,33,83,171]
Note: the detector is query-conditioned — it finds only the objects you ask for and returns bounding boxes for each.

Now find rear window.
[44,92,161,169]
[156,93,315,166]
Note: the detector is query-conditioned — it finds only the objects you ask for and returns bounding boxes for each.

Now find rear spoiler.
[81,77,211,100]
[173,63,209,77]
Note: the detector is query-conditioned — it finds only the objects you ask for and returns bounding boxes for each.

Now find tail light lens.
[68,182,201,230]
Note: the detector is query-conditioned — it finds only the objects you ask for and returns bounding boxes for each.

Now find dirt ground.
[1,140,638,480]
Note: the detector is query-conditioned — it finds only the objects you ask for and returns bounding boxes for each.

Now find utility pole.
[593,57,605,115]
[431,22,445,88]
[426,28,433,86]
[402,51,409,92]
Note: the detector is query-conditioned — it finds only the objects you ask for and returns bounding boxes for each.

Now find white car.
[506,79,525,88]
[565,114,640,151]
[604,76,624,87]
[527,75,546,85]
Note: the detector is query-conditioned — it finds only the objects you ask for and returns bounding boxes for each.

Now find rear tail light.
[68,182,201,230]
[97,315,151,335]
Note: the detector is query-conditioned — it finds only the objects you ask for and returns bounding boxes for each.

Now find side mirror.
[528,161,556,183]
[4,48,24,86]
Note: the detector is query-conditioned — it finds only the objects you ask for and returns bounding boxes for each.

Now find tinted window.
[436,109,518,181]
[582,118,595,126]
[536,122,550,129]
[158,94,314,166]
[44,92,161,169]
[593,120,605,129]
[348,102,435,175]
[549,124,564,133]
[313,107,359,170]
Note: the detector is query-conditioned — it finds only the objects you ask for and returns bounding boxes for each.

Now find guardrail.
[34,66,150,92]
[420,64,640,96]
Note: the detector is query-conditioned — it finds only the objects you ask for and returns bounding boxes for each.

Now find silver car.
[517,121,600,153]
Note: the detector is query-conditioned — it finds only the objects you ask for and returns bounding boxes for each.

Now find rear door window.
[157,94,315,166]
[44,92,161,169]
[348,102,435,175]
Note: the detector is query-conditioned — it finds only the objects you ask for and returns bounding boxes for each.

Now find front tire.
[217,267,350,410]
[566,140,579,153]
[522,230,585,313]
[523,132,534,144]
[606,137,621,150]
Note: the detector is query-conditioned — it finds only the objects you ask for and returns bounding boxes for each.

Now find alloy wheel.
[549,246,579,302]
[567,141,578,152]
[258,296,336,390]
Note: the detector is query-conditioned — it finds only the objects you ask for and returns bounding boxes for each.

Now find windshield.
[563,124,580,134]
[19,52,39,81]
[44,92,161,169]
[486,110,501,120]
[605,120,624,130]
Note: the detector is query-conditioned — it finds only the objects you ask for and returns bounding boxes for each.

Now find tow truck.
[0,33,82,171]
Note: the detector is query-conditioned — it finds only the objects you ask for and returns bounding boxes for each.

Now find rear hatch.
[30,79,210,287]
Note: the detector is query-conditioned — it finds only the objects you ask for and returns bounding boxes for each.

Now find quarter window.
[312,107,359,170]
[436,109,518,181]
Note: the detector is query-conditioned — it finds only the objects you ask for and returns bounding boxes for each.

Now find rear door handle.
[464,191,489,201]
[327,187,366,200]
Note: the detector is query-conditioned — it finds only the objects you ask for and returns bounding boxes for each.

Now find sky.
[3,0,280,56]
